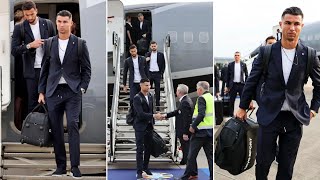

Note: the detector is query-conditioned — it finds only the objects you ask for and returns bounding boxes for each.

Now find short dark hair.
[281,7,303,19]
[235,51,240,54]
[57,10,72,19]
[150,41,157,45]
[138,13,144,17]
[265,36,276,43]
[129,44,137,50]
[140,78,150,83]
[22,0,36,11]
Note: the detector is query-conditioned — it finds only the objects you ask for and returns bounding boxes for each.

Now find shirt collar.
[179,94,187,102]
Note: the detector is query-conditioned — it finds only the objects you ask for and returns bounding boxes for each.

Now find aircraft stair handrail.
[163,34,177,160]
[110,32,121,161]
[0,66,3,177]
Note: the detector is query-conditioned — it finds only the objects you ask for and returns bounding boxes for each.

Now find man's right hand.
[29,39,44,49]
[236,108,247,121]
[225,87,230,93]
[153,113,162,120]
[123,85,128,93]
[38,93,45,104]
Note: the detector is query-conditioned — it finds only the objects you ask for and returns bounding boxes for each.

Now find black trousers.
[25,68,41,113]
[229,83,244,116]
[181,135,213,180]
[221,81,226,97]
[178,135,190,163]
[148,71,161,108]
[130,83,141,105]
[135,124,153,173]
[46,84,82,169]
[256,111,302,180]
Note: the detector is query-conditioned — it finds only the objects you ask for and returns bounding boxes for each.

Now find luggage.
[20,103,52,147]
[137,38,148,52]
[150,130,168,157]
[222,95,230,116]
[214,99,223,125]
[215,109,258,175]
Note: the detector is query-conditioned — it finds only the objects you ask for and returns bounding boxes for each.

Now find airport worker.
[236,7,320,180]
[180,81,213,180]
[38,10,91,178]
[11,0,55,113]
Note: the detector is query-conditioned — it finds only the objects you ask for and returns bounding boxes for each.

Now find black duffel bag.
[21,103,53,147]
[150,130,168,157]
[215,109,258,175]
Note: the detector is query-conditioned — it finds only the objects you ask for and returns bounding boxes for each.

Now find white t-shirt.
[234,62,241,83]
[145,95,149,104]
[58,38,69,84]
[281,47,296,111]
[150,51,159,72]
[140,21,143,30]
[133,56,142,83]
[30,19,44,68]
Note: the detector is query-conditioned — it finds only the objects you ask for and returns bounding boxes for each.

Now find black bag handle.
[31,103,48,114]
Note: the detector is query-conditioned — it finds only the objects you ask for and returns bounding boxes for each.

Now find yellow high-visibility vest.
[193,93,214,129]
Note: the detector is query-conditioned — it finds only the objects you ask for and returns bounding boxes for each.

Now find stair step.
[115,151,172,154]
[3,153,105,159]
[113,158,173,162]
[115,144,171,148]
[116,136,170,140]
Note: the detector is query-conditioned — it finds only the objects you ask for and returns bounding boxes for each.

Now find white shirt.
[281,47,296,111]
[179,94,187,102]
[234,62,241,82]
[150,51,159,72]
[58,38,69,84]
[30,19,44,68]
[133,56,142,83]
[145,95,149,104]
[140,21,143,30]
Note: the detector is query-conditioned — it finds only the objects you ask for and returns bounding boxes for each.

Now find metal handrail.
[163,35,177,161]
[0,66,3,177]
[110,32,121,162]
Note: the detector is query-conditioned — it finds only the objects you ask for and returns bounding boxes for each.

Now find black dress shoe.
[144,169,153,175]
[179,161,187,165]
[52,168,67,176]
[136,173,143,179]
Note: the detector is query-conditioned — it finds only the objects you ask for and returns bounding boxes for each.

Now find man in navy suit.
[123,45,148,105]
[236,7,320,180]
[136,13,151,56]
[145,41,165,111]
[11,0,55,113]
[226,52,248,116]
[38,10,91,178]
[133,78,162,179]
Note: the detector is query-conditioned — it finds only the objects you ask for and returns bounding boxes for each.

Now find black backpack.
[150,130,169,157]
[253,44,315,100]
[215,111,259,175]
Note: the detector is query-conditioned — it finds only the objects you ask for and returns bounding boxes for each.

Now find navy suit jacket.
[133,92,155,131]
[11,18,56,78]
[38,34,91,97]
[239,41,320,126]
[145,51,166,75]
[226,61,248,89]
[166,95,194,136]
[123,56,148,87]
[136,19,151,42]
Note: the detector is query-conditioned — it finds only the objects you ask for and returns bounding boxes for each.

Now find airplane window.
[315,33,320,40]
[308,35,313,41]
[184,32,193,43]
[199,32,209,43]
[168,31,177,43]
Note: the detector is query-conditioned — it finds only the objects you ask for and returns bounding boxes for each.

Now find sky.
[120,0,319,58]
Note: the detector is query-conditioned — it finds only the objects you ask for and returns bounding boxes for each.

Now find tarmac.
[214,80,320,180]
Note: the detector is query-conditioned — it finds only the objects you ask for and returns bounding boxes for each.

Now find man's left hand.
[183,134,189,141]
[189,127,195,134]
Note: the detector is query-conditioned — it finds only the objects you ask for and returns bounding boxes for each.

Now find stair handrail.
[163,34,177,161]
[110,32,121,162]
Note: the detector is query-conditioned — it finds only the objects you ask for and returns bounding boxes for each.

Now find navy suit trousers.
[256,111,302,180]
[135,123,153,173]
[25,68,41,113]
[130,83,140,105]
[46,84,82,169]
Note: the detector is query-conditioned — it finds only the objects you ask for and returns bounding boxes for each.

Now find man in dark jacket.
[11,0,55,113]
[165,84,194,165]
[220,63,228,97]
[133,78,162,179]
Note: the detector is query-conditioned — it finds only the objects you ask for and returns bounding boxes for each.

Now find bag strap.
[261,44,272,82]
[31,103,48,114]
[78,38,84,59]
[45,19,53,37]
[20,22,25,45]
[306,46,315,84]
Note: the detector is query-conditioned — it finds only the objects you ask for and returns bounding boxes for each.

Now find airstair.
[109,34,177,162]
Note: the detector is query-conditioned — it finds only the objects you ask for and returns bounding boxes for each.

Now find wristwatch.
[26,43,31,49]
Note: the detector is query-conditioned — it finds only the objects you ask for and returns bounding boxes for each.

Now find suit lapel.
[148,93,153,111]
[39,18,46,39]
[287,42,305,85]
[273,42,286,86]
[24,20,35,41]
[62,34,76,65]
[52,36,60,64]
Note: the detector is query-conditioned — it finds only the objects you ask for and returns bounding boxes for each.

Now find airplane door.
[78,0,106,143]
[108,0,124,72]
[0,0,11,110]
